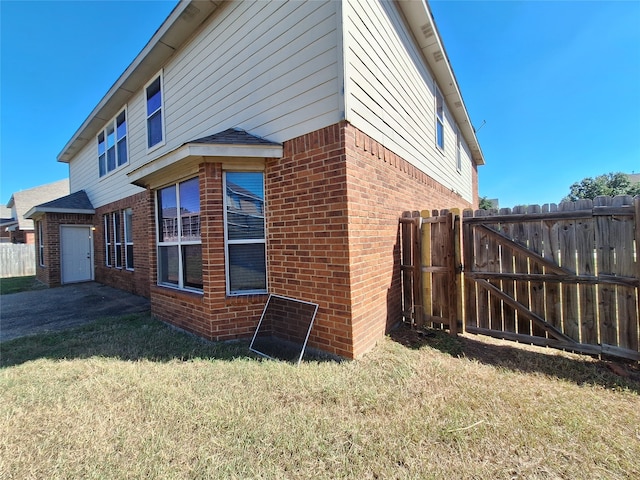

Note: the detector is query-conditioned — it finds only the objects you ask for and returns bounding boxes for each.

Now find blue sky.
[1,0,639,208]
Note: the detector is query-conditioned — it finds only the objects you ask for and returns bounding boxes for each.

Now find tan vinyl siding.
[343,0,473,202]
[69,0,341,208]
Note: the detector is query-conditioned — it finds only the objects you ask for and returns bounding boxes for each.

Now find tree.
[562,172,640,202]
[479,196,495,210]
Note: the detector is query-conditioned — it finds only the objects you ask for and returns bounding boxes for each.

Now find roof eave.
[396,0,485,166]
[57,0,223,164]
[25,207,96,220]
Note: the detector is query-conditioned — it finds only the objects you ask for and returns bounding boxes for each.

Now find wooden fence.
[0,244,36,278]
[401,195,640,361]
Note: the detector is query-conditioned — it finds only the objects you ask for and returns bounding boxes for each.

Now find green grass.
[0,275,46,295]
[2,315,639,479]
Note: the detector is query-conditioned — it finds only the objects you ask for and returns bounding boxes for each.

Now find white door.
[61,226,93,284]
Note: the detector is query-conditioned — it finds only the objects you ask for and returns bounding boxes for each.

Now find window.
[104,215,112,266]
[37,221,45,267]
[124,208,134,270]
[157,177,202,291]
[114,211,123,269]
[435,89,444,150]
[146,74,164,149]
[456,128,462,172]
[98,110,127,176]
[224,172,267,295]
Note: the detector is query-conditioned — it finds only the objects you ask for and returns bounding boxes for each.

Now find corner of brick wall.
[343,122,475,358]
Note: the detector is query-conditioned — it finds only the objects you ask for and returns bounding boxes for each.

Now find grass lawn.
[1,314,639,479]
[0,275,46,295]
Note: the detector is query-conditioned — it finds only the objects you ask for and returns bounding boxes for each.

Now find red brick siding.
[94,191,151,298]
[266,122,354,357]
[343,123,474,357]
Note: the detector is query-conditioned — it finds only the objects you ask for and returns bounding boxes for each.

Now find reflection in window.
[156,177,201,291]
[224,172,267,295]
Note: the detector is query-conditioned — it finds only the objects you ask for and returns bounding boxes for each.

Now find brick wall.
[343,123,475,357]
[266,122,354,358]
[265,122,478,358]
[94,191,151,298]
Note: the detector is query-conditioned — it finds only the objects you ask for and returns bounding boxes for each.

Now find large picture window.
[224,172,267,295]
[98,109,127,176]
[157,177,202,291]
[146,74,164,149]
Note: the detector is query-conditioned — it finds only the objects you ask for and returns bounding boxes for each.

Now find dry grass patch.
[1,317,639,479]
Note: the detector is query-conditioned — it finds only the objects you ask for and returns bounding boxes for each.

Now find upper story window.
[98,110,127,177]
[146,74,164,149]
[435,88,444,151]
[456,128,462,172]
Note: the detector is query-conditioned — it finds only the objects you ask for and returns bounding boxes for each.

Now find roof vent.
[421,23,434,38]
[433,51,444,62]
[179,4,200,22]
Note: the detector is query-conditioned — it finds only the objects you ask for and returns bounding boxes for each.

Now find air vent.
[454,101,462,108]
[433,51,444,62]
[421,23,434,38]
[180,4,200,22]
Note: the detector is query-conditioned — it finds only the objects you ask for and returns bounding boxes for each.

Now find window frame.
[223,171,268,296]
[113,211,123,269]
[155,177,202,292]
[435,88,445,151]
[104,214,112,267]
[456,127,462,172]
[124,208,134,271]
[145,72,166,151]
[37,221,45,267]
[97,108,128,177]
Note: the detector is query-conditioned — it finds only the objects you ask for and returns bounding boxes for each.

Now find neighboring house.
[0,205,13,242]
[28,0,484,359]
[5,179,69,244]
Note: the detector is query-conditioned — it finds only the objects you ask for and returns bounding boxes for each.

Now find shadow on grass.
[0,314,258,368]
[389,323,640,393]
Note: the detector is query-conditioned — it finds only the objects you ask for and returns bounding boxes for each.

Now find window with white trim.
[157,177,202,291]
[224,172,267,295]
[456,128,462,172]
[124,208,134,270]
[114,211,123,269]
[98,110,127,176]
[435,88,444,150]
[37,221,45,267]
[146,74,164,149]
[104,214,112,266]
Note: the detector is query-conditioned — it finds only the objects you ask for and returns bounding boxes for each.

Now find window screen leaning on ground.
[224,172,267,295]
[156,177,202,291]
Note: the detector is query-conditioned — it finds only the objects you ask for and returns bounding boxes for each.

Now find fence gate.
[400,196,640,362]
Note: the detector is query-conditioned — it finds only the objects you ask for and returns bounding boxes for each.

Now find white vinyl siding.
[68,0,340,209]
[343,0,474,202]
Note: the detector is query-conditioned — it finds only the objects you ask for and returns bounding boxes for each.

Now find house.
[5,179,69,244]
[0,205,13,242]
[28,0,484,359]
